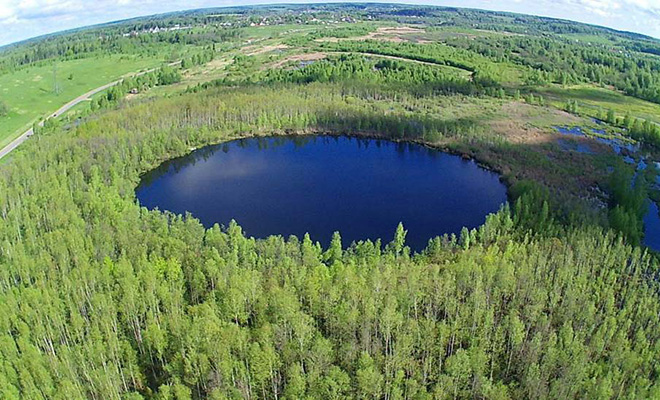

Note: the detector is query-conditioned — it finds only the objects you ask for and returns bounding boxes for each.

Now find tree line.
[445,34,660,104]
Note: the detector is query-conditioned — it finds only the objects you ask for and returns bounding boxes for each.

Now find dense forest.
[1,3,660,400]
[1,81,659,400]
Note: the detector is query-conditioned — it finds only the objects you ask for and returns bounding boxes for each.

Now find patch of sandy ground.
[270,52,328,69]
[489,102,583,145]
[243,44,290,56]
[316,26,427,44]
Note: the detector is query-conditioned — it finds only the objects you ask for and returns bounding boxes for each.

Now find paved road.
[0,61,180,160]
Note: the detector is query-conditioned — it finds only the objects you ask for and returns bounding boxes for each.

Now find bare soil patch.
[316,26,428,44]
[270,52,327,69]
[484,101,610,196]
[489,102,582,144]
[377,26,425,35]
[182,59,230,80]
[243,44,290,56]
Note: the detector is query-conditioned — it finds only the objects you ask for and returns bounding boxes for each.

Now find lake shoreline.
[136,133,509,250]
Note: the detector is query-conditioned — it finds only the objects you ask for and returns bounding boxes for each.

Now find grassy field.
[0,53,167,147]
[242,23,320,39]
[559,33,621,45]
[536,84,660,124]
[427,26,523,40]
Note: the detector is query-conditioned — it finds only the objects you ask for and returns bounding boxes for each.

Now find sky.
[1,0,660,46]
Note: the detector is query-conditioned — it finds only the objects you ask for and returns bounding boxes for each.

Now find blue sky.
[1,0,660,46]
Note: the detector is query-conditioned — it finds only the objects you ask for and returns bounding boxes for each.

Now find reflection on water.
[555,126,585,136]
[644,201,660,251]
[556,138,594,154]
[137,136,508,251]
[544,126,660,250]
[554,126,640,155]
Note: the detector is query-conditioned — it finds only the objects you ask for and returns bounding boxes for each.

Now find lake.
[644,200,660,251]
[136,136,508,251]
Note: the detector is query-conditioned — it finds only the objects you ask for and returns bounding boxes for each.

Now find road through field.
[0,61,180,160]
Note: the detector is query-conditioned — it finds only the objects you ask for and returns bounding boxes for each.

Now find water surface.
[137,136,508,250]
[644,201,660,251]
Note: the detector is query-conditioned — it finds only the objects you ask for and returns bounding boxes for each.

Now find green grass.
[535,84,660,124]
[54,99,94,122]
[427,26,520,40]
[0,53,166,147]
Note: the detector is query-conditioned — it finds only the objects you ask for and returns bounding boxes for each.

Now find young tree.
[387,223,408,256]
[606,109,616,124]
[513,89,521,100]
[356,352,383,399]
[0,100,8,117]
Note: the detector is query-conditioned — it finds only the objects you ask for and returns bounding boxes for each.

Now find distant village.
[120,13,362,37]
[122,24,191,37]
[248,15,358,27]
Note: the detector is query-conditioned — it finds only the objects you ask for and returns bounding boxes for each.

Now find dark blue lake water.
[645,201,660,251]
[136,136,508,251]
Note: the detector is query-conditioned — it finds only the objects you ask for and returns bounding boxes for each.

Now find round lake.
[136,136,508,251]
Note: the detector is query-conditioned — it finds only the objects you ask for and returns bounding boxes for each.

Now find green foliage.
[628,118,660,147]
[607,166,647,245]
[309,24,377,40]
[565,99,579,114]
[0,100,8,117]
[510,180,555,233]
[0,82,658,399]
[180,48,215,70]
[253,55,481,96]
[447,31,660,104]
[157,66,182,86]
[91,65,183,111]
[316,39,521,85]
[2,4,660,400]
[606,108,616,124]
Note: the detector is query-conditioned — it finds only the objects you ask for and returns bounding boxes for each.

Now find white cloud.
[0,0,16,22]
[565,0,660,17]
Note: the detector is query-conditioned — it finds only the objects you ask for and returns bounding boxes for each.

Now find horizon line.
[1,1,658,49]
